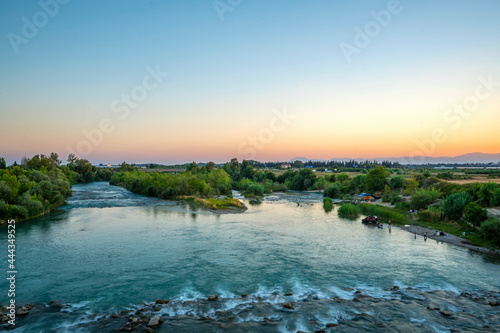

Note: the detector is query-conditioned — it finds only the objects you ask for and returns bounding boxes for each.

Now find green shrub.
[389,176,405,189]
[481,217,500,244]
[273,183,287,192]
[323,184,341,198]
[464,202,488,226]
[390,196,404,205]
[395,200,410,211]
[336,173,350,182]
[411,187,440,210]
[323,197,333,212]
[337,203,360,216]
[478,182,500,206]
[441,191,472,220]
[491,188,500,206]
[365,166,390,192]
[8,204,28,220]
[358,203,406,223]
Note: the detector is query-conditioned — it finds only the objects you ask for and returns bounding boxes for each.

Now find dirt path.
[487,207,500,218]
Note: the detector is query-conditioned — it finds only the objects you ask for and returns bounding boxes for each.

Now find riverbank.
[399,224,499,255]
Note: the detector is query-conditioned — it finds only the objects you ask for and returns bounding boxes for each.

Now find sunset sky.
[1,0,500,164]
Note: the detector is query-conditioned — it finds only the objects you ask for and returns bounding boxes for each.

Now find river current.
[1,182,499,332]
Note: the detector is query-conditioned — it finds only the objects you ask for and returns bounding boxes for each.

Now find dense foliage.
[337,203,359,216]
[441,191,472,221]
[0,154,70,220]
[0,153,118,221]
[110,168,232,199]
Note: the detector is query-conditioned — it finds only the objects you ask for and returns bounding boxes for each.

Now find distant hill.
[289,153,500,165]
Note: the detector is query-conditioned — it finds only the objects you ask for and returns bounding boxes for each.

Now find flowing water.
[1,182,499,332]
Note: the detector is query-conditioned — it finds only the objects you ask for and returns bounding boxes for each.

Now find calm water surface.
[1,182,499,332]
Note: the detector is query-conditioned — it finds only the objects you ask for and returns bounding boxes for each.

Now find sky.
[1,0,499,164]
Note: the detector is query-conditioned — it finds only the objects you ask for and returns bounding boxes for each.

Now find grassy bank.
[358,203,406,223]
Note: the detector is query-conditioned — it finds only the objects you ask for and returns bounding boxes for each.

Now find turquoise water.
[1,182,499,332]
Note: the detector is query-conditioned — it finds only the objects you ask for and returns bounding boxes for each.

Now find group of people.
[408,209,418,213]
[416,230,446,241]
[377,219,392,230]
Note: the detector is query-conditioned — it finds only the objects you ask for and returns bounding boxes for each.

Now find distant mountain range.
[289,152,500,165]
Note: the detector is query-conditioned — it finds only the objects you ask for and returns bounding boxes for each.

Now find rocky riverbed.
[3,288,500,332]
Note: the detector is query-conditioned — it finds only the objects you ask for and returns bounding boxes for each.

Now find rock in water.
[208,295,218,301]
[283,302,294,310]
[148,315,162,327]
[17,307,29,316]
[439,310,453,317]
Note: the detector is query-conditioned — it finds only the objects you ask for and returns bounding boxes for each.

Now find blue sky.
[1,0,499,164]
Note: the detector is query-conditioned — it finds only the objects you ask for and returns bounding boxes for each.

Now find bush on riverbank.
[410,187,440,210]
[441,191,472,221]
[323,197,333,212]
[337,203,359,216]
[464,202,488,226]
[481,217,500,245]
[323,184,341,198]
[358,203,406,223]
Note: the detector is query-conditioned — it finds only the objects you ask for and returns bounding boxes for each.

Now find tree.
[364,166,390,192]
[403,178,419,195]
[389,176,405,189]
[291,168,316,190]
[464,202,488,226]
[478,182,499,206]
[205,161,215,171]
[481,218,500,245]
[186,162,199,173]
[351,174,365,192]
[313,177,328,190]
[336,173,350,183]
[21,156,29,170]
[441,191,471,221]
[324,184,341,198]
[240,160,255,180]
[411,188,440,210]
[67,153,78,165]
[75,159,94,182]
[49,152,61,167]
[230,158,239,172]
[0,157,6,169]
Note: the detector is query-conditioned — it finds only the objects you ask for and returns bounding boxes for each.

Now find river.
[1,182,499,332]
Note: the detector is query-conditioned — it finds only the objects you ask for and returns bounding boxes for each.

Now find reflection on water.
[0,182,499,332]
